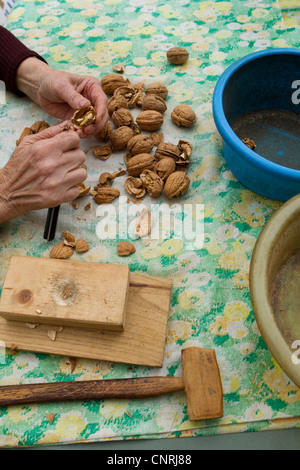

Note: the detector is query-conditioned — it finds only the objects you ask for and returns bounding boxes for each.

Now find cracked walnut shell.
[155,157,176,181]
[93,188,120,204]
[140,170,164,198]
[50,241,74,259]
[125,176,146,199]
[154,142,181,161]
[164,171,190,198]
[114,85,140,109]
[72,106,96,129]
[117,241,136,257]
[95,121,113,142]
[92,144,112,160]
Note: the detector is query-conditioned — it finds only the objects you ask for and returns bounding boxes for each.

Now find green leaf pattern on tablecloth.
[0,0,299,447]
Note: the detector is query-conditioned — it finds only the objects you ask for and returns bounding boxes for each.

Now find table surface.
[0,0,300,450]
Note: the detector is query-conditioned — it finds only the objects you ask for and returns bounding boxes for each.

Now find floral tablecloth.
[0,0,299,448]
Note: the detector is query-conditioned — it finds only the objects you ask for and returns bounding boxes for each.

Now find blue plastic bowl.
[213,48,300,201]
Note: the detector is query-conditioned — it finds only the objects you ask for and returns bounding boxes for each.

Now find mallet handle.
[0,377,185,407]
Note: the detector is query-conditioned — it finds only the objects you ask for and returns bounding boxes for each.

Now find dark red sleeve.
[0,26,47,96]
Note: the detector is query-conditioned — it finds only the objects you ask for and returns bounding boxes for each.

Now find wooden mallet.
[0,347,223,421]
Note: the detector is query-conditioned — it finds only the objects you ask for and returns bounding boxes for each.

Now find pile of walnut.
[90,67,196,205]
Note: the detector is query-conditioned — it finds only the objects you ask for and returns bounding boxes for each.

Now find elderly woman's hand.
[16,57,109,137]
[0,123,87,223]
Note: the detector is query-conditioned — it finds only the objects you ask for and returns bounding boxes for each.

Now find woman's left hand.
[16,57,109,137]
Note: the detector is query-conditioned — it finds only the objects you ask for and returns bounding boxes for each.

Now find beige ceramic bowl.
[250,194,300,388]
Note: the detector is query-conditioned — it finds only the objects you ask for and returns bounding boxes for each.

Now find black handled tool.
[43,205,60,241]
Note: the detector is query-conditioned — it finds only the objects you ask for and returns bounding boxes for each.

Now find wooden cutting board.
[0,265,172,367]
[0,256,130,331]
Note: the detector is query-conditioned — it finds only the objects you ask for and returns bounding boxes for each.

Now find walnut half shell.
[72,106,96,129]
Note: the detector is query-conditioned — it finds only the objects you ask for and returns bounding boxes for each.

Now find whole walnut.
[171,104,196,127]
[100,74,131,95]
[111,108,134,128]
[126,153,155,176]
[167,47,189,65]
[142,94,167,114]
[164,171,190,198]
[110,126,134,151]
[145,83,168,100]
[127,134,154,156]
[136,110,164,131]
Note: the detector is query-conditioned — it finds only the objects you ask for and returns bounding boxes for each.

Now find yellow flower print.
[204,235,226,255]
[251,8,269,19]
[234,233,256,254]
[209,317,230,336]
[232,189,281,229]
[160,239,183,257]
[40,16,59,26]
[100,400,130,420]
[227,321,249,339]
[105,0,122,5]
[245,403,273,421]
[229,376,241,393]
[25,29,47,39]
[168,81,193,102]
[214,29,232,39]
[158,5,179,19]
[211,51,228,62]
[193,154,222,182]
[150,52,165,63]
[110,41,132,56]
[272,38,290,48]
[203,64,224,76]
[7,404,38,423]
[263,361,300,404]
[232,268,249,289]
[80,8,98,17]
[223,301,250,321]
[133,57,149,66]
[218,250,248,271]
[23,21,38,29]
[236,15,250,24]
[50,45,72,62]
[140,241,162,260]
[191,39,210,53]
[96,16,112,26]
[55,411,87,439]
[166,321,192,345]
[6,7,25,22]
[178,288,205,310]
[164,26,181,36]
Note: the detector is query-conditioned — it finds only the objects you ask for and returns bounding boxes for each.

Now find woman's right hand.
[0,122,87,223]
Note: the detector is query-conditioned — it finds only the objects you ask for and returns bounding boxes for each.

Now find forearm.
[0,25,47,96]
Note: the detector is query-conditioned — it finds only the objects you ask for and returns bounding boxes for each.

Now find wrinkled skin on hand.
[0,123,87,223]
